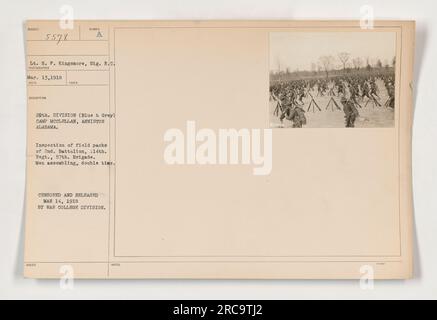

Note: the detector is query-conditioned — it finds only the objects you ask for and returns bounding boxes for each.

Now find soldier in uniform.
[361,81,371,100]
[350,82,364,109]
[297,86,305,105]
[386,83,395,109]
[369,79,382,106]
[370,80,380,100]
[341,96,359,128]
[279,95,293,124]
[271,90,283,116]
[337,81,345,96]
[287,105,307,128]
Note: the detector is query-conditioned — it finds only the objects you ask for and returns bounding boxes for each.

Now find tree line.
[272,52,396,79]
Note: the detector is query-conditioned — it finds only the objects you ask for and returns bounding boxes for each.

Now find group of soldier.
[270,73,395,128]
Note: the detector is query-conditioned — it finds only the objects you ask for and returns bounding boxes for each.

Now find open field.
[269,79,395,128]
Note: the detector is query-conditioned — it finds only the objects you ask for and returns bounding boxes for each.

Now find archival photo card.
[269,31,397,128]
[24,21,414,279]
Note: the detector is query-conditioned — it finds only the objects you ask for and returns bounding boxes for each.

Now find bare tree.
[352,57,363,70]
[311,62,317,73]
[338,52,351,71]
[275,56,282,73]
[319,55,335,78]
[365,57,372,71]
[376,59,383,68]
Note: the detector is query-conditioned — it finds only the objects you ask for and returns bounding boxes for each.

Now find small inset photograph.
[269,31,396,128]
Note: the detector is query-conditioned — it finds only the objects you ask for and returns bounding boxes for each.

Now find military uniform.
[287,106,307,128]
[341,97,359,128]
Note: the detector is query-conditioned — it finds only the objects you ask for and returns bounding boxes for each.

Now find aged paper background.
[23,20,414,279]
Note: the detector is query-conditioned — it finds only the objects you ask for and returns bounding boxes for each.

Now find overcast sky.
[269,31,396,72]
